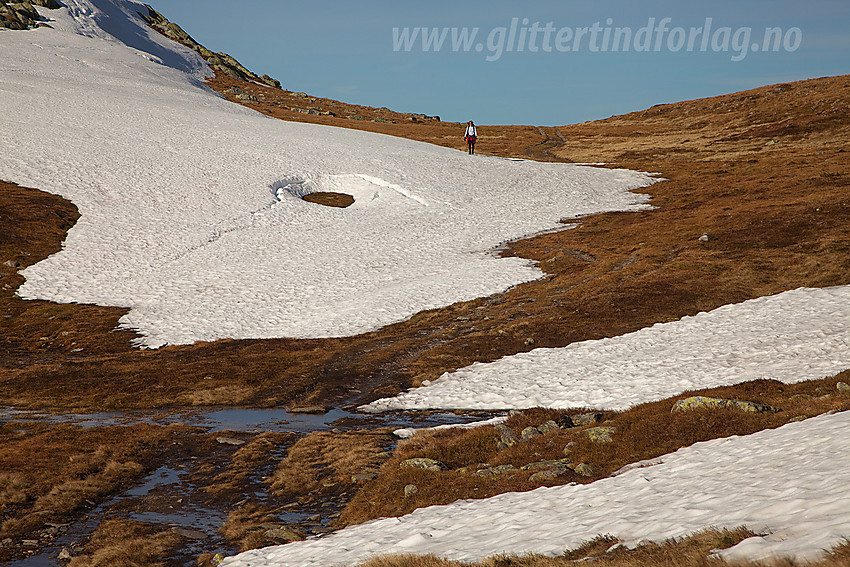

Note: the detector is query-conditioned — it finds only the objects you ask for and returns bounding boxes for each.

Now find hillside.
[3,74,848,411]
[1,2,850,565]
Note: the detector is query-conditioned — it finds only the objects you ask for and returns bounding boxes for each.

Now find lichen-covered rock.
[563,441,577,456]
[521,458,572,472]
[264,526,304,543]
[672,396,781,414]
[529,469,565,482]
[586,426,616,443]
[837,382,850,393]
[260,74,282,89]
[403,484,418,497]
[537,420,560,435]
[571,412,603,426]
[399,458,447,471]
[520,426,541,442]
[473,464,516,477]
[495,424,518,448]
[572,463,593,477]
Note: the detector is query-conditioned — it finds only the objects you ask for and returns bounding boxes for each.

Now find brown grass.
[269,428,395,499]
[203,431,294,501]
[339,372,850,527]
[0,421,201,561]
[358,528,850,567]
[1,75,849,413]
[66,518,182,567]
[219,501,290,552]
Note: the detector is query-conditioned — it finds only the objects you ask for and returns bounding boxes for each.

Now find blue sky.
[146,1,850,126]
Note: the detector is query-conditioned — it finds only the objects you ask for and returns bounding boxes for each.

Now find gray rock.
[495,424,518,448]
[698,233,710,242]
[215,436,245,446]
[570,412,603,426]
[520,426,541,442]
[3,260,21,268]
[537,420,560,435]
[837,382,850,392]
[473,464,516,477]
[351,472,377,483]
[586,426,616,443]
[171,527,207,540]
[403,484,418,497]
[521,458,572,472]
[529,469,565,482]
[563,441,577,456]
[58,548,73,561]
[671,396,781,414]
[264,526,304,542]
[573,463,593,477]
[399,457,447,471]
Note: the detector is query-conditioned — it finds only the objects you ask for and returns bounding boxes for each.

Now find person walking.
[464,120,477,155]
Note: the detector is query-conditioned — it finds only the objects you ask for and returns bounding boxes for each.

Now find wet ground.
[2,406,499,566]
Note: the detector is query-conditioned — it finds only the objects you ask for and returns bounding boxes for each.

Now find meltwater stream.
[3,406,499,566]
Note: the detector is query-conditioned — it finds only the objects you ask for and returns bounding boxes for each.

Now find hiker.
[464,120,477,155]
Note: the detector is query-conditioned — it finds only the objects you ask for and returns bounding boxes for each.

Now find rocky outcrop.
[671,396,781,414]
[1,0,60,30]
[399,458,447,471]
[138,5,281,88]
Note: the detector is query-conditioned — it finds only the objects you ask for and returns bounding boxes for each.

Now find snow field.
[366,285,850,412]
[222,410,850,566]
[0,0,654,348]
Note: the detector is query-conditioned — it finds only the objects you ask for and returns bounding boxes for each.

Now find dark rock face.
[138,5,282,89]
[1,0,59,30]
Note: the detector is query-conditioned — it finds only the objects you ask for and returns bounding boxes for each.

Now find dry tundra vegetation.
[2,11,850,564]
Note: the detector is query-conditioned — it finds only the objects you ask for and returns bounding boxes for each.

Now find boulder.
[563,441,577,456]
[671,396,781,414]
[473,464,516,477]
[537,420,560,435]
[519,426,541,442]
[529,469,564,482]
[260,74,281,89]
[403,484,418,497]
[837,382,850,393]
[571,412,603,426]
[264,526,304,542]
[521,458,572,472]
[585,426,616,443]
[494,424,518,448]
[572,463,593,477]
[399,458,447,471]
[351,472,377,483]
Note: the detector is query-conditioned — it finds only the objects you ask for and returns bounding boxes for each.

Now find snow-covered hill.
[0,0,653,349]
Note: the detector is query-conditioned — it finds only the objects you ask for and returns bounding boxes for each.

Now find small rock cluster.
[138,6,281,88]
[672,396,781,414]
[1,0,60,30]
[397,413,604,489]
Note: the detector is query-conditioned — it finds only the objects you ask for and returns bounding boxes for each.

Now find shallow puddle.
[3,406,500,565]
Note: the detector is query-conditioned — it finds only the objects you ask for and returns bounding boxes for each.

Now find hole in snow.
[302,192,355,208]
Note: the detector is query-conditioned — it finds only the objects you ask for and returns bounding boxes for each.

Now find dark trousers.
[467,138,476,154]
